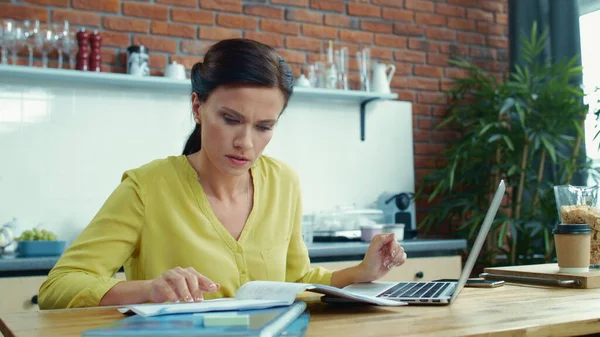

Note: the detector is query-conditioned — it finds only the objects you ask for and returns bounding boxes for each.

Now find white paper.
[118,280,406,317]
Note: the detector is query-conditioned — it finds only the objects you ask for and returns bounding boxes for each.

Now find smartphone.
[433,279,505,288]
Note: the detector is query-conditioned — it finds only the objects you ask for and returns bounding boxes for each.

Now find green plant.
[16,228,58,241]
[417,22,600,267]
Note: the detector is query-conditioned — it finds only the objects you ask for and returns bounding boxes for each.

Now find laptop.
[323,180,506,306]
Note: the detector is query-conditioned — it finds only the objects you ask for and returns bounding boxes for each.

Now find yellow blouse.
[38,155,332,309]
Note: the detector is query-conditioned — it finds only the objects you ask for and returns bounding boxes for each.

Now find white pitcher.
[371,62,396,94]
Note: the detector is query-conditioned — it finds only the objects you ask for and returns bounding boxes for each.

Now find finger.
[155,278,179,303]
[393,251,408,267]
[189,268,220,292]
[372,233,395,252]
[178,268,201,302]
[165,269,193,303]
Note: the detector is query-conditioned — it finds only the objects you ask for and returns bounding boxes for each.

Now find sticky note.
[203,314,250,327]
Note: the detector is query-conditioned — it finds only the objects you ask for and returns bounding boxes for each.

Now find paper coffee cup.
[553,224,592,273]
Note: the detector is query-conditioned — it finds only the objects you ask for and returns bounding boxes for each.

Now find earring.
[194,118,199,124]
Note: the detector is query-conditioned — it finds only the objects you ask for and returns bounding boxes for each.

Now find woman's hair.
[182,38,294,155]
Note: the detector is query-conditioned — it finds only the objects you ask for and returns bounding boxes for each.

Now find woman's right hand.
[145,266,220,303]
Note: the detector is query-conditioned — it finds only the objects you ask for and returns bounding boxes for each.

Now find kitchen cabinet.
[0,272,127,315]
[311,255,462,282]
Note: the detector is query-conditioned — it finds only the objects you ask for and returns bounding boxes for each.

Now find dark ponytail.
[182,38,294,155]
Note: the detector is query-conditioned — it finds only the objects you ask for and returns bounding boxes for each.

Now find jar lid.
[361,224,384,230]
[552,224,592,235]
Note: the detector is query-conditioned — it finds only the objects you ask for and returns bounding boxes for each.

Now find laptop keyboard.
[377,282,451,299]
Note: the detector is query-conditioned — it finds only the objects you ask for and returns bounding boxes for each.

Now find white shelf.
[0,64,398,141]
[0,64,398,101]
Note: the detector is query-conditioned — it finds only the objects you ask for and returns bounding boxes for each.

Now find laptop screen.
[449,180,506,303]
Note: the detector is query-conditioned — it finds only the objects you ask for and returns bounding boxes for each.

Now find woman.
[38,39,407,309]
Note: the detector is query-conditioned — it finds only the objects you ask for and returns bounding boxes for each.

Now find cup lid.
[552,223,592,235]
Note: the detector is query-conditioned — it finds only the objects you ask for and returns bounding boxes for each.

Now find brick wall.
[0,0,509,223]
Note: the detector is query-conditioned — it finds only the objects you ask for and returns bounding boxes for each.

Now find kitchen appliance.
[311,207,385,241]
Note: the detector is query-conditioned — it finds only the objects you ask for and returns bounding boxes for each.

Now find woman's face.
[192,85,285,176]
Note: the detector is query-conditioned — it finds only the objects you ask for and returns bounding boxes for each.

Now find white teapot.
[371,62,396,94]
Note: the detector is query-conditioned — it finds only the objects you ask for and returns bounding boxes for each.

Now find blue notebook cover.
[82,301,308,337]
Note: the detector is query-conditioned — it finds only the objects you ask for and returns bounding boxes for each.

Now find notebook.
[119,279,406,317]
[83,301,309,337]
[323,180,506,306]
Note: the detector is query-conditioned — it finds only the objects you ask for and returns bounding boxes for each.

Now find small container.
[382,223,405,241]
[360,224,383,242]
[126,45,150,76]
[553,224,592,273]
[17,240,66,257]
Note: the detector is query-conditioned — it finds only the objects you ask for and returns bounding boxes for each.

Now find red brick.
[0,4,48,22]
[172,9,214,25]
[276,49,306,64]
[418,115,434,128]
[243,5,283,19]
[447,0,477,6]
[286,8,323,24]
[395,90,417,102]
[361,20,393,34]
[435,3,465,17]
[244,31,284,48]
[133,35,178,53]
[261,19,299,35]
[447,18,475,31]
[371,0,403,8]
[181,40,213,54]
[101,47,118,65]
[395,23,425,37]
[440,78,457,90]
[394,50,425,63]
[439,42,469,56]
[200,0,242,13]
[375,35,407,48]
[414,65,443,77]
[198,26,242,40]
[21,0,67,6]
[408,38,438,52]
[369,46,393,60]
[103,16,149,33]
[391,77,409,89]
[496,13,508,24]
[414,155,436,167]
[271,0,308,6]
[101,31,131,47]
[477,22,505,35]
[405,0,434,12]
[413,131,431,142]
[310,0,344,12]
[171,55,200,70]
[458,32,485,45]
[149,54,168,69]
[412,78,439,91]
[446,67,468,79]
[426,27,456,41]
[103,65,126,74]
[413,104,430,116]
[395,62,412,75]
[303,24,337,39]
[487,36,508,49]
[324,14,356,28]
[156,0,197,7]
[152,21,196,38]
[414,142,447,155]
[52,9,99,26]
[285,36,322,52]
[217,13,258,30]
[470,46,497,59]
[339,30,373,44]
[479,0,506,13]
[347,3,381,18]
[383,9,414,22]
[415,13,446,26]
[73,0,119,12]
[467,8,494,22]
[123,3,169,20]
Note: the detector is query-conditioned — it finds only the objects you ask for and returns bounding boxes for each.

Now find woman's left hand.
[357,233,407,283]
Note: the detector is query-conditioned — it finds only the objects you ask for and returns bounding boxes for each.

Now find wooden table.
[2,284,600,337]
